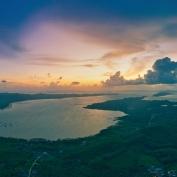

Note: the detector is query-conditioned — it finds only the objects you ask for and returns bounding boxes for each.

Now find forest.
[1,96,177,176]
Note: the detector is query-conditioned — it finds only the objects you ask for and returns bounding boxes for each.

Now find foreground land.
[1,96,177,176]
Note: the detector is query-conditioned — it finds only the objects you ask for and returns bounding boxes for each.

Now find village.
[148,166,176,177]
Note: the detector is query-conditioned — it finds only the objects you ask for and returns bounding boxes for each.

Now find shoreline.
[1,96,177,176]
[0,92,118,110]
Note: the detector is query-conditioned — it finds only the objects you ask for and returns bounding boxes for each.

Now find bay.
[0,95,127,140]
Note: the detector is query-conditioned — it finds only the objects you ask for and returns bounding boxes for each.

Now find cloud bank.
[102,57,177,86]
[101,71,144,86]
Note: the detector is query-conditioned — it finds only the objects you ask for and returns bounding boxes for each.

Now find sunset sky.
[1,0,177,92]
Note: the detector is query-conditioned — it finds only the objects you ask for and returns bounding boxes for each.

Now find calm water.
[0,95,131,140]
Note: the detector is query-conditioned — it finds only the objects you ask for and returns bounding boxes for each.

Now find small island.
[153,91,171,97]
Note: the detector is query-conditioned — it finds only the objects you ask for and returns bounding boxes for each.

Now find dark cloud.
[1,38,26,53]
[152,57,177,72]
[1,80,7,83]
[0,40,26,59]
[71,81,80,86]
[102,57,177,86]
[0,28,28,59]
[144,57,177,84]
[59,77,62,80]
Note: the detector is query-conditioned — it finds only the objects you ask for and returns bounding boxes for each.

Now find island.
[1,96,177,177]
[153,91,171,97]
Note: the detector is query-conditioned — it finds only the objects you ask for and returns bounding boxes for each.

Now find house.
[168,170,176,177]
[148,166,164,175]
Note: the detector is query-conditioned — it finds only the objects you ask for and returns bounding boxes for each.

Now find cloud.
[101,46,144,60]
[152,57,177,72]
[49,82,58,88]
[25,56,98,68]
[102,57,177,86]
[161,23,177,38]
[125,43,164,77]
[62,22,165,69]
[0,28,28,59]
[47,73,51,78]
[144,57,177,84]
[71,81,80,86]
[125,57,146,77]
[2,1,177,59]
[59,77,62,80]
[101,71,144,86]
[2,0,177,88]
[81,64,98,67]
[102,72,114,76]
[29,57,77,63]
[40,82,45,84]
[1,80,7,83]
[22,18,177,70]
[75,23,147,56]
[98,44,145,68]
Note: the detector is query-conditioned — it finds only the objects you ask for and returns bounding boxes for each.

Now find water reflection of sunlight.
[0,96,126,140]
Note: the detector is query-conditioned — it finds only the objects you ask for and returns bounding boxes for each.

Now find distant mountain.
[153,91,171,97]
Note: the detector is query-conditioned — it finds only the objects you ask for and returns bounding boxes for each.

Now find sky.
[1,0,177,93]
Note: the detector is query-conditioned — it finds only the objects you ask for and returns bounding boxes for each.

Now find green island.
[1,96,177,176]
[153,91,171,97]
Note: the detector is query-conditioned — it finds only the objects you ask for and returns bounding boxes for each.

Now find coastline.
[1,96,177,176]
[0,93,118,110]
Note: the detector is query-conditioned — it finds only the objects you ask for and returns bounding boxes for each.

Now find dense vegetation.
[153,91,171,97]
[1,96,177,176]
